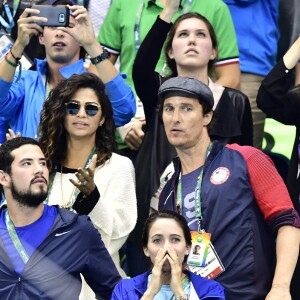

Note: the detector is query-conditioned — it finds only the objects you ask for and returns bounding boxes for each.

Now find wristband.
[4,52,22,82]
[10,47,21,63]
[5,53,18,67]
[90,47,111,65]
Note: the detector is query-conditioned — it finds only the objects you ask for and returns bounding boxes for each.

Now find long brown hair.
[39,73,116,170]
[165,12,218,78]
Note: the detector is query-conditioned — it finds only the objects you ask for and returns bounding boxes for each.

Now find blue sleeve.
[0,116,7,143]
[0,74,25,118]
[110,278,138,300]
[104,74,136,127]
[81,218,121,299]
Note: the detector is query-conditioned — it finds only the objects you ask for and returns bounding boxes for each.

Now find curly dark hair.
[39,72,116,170]
[165,12,218,78]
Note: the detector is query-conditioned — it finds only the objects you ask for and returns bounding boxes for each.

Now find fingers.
[6,129,20,141]
[17,19,44,36]
[19,8,48,26]
[19,7,40,18]
[146,249,166,296]
[124,123,145,150]
[67,5,90,24]
[165,247,181,271]
[69,166,96,196]
[165,0,181,10]
[67,5,88,19]
[166,246,178,261]
[153,248,168,267]
[17,8,46,45]
[88,154,97,172]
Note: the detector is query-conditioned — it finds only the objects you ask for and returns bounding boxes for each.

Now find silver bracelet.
[174,296,188,300]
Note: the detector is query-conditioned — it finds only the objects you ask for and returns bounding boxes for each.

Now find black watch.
[90,47,111,65]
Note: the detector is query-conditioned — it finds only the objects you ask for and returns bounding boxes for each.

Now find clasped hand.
[144,247,185,299]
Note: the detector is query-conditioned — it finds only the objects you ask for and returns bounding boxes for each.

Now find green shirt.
[99,0,239,93]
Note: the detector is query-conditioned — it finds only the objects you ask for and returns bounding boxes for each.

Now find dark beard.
[11,180,48,208]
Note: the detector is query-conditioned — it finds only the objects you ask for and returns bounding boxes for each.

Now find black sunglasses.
[65,102,101,116]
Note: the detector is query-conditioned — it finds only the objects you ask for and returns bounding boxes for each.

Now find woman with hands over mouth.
[111,210,225,300]
[38,73,137,298]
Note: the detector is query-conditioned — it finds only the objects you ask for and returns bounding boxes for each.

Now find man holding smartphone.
[0,0,136,139]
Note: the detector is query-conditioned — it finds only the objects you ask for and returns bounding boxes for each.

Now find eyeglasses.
[65,102,101,116]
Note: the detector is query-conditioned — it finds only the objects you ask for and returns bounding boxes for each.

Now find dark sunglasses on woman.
[65,101,101,116]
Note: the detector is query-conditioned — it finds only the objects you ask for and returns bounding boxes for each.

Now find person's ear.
[39,32,45,45]
[210,47,217,60]
[168,48,174,60]
[203,111,213,126]
[0,170,11,188]
[143,247,150,257]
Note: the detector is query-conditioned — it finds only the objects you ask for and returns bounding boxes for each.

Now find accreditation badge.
[187,231,225,279]
[187,231,210,267]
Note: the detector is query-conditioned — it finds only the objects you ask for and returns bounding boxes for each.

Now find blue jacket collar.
[34,58,85,78]
[131,272,149,295]
[0,204,78,232]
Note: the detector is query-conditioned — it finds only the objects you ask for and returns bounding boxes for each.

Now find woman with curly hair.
[38,72,137,285]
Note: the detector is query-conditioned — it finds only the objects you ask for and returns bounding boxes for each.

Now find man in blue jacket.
[0,1,135,141]
[157,77,300,300]
[0,137,121,299]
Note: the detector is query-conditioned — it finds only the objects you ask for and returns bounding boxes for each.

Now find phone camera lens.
[58,13,65,23]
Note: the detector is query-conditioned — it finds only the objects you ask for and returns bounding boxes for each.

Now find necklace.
[59,165,77,210]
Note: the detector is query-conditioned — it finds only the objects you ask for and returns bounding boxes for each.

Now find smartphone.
[31,5,70,27]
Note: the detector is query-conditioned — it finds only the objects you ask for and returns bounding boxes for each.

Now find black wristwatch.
[90,47,111,65]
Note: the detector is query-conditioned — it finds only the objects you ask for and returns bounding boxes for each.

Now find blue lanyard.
[176,142,212,231]
[5,209,29,264]
[134,0,193,53]
[0,0,20,33]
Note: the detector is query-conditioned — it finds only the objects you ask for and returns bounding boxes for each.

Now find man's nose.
[34,163,44,175]
[172,108,181,123]
[55,28,64,37]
